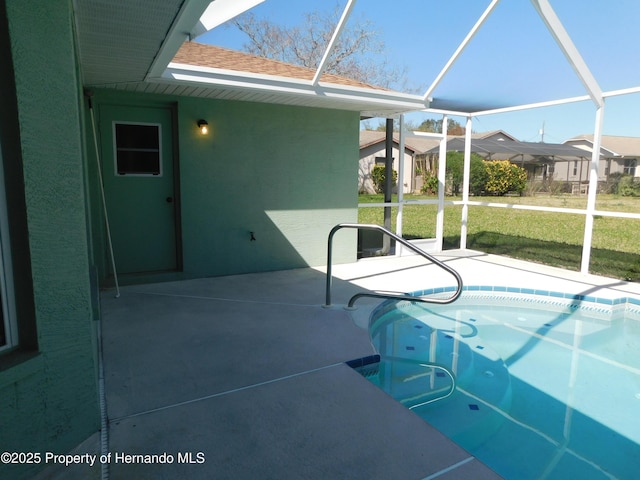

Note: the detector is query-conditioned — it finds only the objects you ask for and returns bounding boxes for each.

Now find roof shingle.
[567,134,640,157]
[173,42,385,90]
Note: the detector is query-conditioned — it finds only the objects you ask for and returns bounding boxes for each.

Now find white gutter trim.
[312,0,357,86]
[423,0,501,102]
[161,63,429,109]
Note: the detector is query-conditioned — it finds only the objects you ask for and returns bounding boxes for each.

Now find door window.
[113,122,162,176]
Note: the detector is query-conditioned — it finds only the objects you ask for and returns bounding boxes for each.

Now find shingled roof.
[566,134,640,157]
[173,42,384,91]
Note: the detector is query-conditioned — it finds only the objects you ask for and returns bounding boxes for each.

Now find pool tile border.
[375,285,640,317]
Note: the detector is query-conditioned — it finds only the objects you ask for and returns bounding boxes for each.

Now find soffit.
[72,0,428,116]
[73,0,190,86]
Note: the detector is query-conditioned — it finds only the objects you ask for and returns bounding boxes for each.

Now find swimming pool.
[360,287,640,480]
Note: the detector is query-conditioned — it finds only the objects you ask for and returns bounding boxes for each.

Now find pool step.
[367,306,513,450]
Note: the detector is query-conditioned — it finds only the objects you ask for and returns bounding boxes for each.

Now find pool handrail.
[325,223,463,307]
[379,356,457,409]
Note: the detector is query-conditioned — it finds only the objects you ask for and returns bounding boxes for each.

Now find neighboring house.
[358,130,418,194]
[564,134,640,178]
[414,130,518,178]
[423,131,595,191]
[358,129,518,194]
[0,3,428,479]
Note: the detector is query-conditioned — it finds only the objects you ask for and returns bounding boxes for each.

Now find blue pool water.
[363,287,640,480]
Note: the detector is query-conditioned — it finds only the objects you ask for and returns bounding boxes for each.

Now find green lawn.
[358,194,640,281]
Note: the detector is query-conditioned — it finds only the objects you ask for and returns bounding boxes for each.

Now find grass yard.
[358,194,640,281]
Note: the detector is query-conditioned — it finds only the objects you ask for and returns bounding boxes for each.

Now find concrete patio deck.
[35,250,640,479]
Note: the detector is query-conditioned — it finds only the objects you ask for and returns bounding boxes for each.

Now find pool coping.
[402,285,640,316]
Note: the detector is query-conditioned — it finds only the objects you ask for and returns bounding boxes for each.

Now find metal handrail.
[379,356,457,410]
[325,223,463,307]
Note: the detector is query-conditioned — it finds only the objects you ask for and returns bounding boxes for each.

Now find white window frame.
[112,121,163,177]
[623,158,637,176]
[0,145,17,352]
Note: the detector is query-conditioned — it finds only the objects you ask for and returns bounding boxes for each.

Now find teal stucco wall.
[0,2,99,479]
[89,90,360,281]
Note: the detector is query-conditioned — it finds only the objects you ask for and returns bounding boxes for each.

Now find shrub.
[484,160,527,195]
[618,174,640,197]
[371,164,398,193]
[469,156,489,195]
[524,180,545,196]
[420,171,439,195]
[445,152,464,195]
[603,172,624,195]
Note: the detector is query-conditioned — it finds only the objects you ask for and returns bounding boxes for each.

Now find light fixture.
[197,119,209,135]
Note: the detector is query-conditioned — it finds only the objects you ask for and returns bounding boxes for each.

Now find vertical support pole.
[383,118,393,253]
[435,115,448,251]
[395,115,405,254]
[581,104,604,274]
[460,116,473,250]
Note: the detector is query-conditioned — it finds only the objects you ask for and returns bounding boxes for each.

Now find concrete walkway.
[36,250,640,479]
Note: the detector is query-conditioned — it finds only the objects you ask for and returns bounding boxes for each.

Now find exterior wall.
[562,138,637,180]
[480,132,515,142]
[89,90,360,280]
[358,143,413,194]
[1,2,99,480]
[551,158,592,182]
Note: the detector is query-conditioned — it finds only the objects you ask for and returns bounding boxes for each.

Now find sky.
[199,0,640,142]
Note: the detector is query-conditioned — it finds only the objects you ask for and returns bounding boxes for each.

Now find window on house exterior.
[0,16,36,355]
[374,156,394,166]
[623,159,637,176]
[0,151,17,353]
[604,159,611,177]
[114,123,162,176]
[573,161,578,176]
[0,292,5,348]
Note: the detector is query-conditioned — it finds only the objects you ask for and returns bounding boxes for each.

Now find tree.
[366,117,466,134]
[233,4,408,89]
[415,118,465,135]
[445,152,486,195]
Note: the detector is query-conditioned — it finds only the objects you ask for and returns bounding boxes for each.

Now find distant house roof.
[564,134,640,158]
[468,130,518,141]
[359,130,520,155]
[425,137,590,161]
[359,130,420,153]
[174,42,383,90]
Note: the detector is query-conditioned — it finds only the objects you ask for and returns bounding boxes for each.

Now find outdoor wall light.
[197,119,209,135]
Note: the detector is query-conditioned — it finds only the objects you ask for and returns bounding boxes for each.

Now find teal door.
[100,105,178,274]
